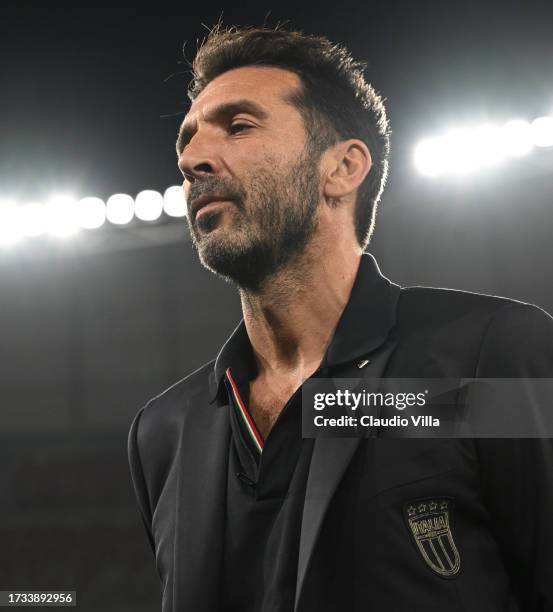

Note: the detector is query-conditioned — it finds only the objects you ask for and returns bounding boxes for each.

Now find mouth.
[191,194,234,220]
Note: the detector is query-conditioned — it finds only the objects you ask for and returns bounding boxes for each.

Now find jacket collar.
[209,253,400,401]
[322,252,400,368]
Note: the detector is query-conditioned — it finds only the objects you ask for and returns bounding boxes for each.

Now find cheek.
[232,138,288,169]
[258,142,291,167]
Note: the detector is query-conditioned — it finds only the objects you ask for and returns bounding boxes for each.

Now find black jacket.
[128,254,553,611]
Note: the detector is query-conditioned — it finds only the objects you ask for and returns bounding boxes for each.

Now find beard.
[186,147,321,292]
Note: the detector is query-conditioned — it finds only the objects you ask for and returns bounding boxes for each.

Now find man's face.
[177,66,322,291]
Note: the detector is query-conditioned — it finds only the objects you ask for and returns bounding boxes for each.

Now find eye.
[229,123,252,135]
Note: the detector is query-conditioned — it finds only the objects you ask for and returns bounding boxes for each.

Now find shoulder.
[399,284,541,320]
[397,285,553,375]
[129,359,215,461]
[398,284,550,331]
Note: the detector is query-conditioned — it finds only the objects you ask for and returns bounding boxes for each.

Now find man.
[128,25,553,611]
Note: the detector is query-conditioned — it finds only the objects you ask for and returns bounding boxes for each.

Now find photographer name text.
[313,414,440,428]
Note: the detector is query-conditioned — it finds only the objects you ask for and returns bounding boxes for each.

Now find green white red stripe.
[226,367,264,454]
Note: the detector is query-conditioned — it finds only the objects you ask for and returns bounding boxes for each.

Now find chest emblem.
[403,498,461,578]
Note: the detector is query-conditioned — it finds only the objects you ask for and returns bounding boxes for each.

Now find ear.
[322,139,372,203]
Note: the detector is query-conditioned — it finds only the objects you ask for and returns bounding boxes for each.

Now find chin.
[194,210,246,249]
[196,232,246,267]
[197,238,271,291]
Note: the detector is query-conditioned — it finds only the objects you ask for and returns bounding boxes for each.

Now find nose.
[178,131,221,183]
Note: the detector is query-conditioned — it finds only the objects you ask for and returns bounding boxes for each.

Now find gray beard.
[188,152,321,292]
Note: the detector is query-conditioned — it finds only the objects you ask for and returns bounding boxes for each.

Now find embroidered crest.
[403,498,461,578]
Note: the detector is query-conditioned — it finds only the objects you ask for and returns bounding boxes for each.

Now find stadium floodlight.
[0,201,21,246]
[441,129,475,174]
[500,119,533,157]
[472,124,505,166]
[134,190,163,222]
[531,116,553,148]
[46,194,79,237]
[414,138,447,176]
[163,185,187,217]
[106,193,134,225]
[19,202,48,237]
[77,197,106,229]
[415,112,553,177]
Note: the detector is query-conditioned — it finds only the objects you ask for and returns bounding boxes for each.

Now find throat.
[247,376,301,441]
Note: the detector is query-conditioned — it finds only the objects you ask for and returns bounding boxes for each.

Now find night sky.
[3,0,553,204]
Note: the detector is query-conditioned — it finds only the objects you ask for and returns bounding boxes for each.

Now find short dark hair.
[187,24,390,249]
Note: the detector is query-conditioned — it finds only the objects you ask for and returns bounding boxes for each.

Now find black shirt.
[220,330,314,612]
[214,254,389,611]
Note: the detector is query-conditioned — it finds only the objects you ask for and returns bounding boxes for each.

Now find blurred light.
[500,119,533,157]
[441,129,475,174]
[106,193,134,225]
[163,185,187,217]
[531,116,553,147]
[77,197,106,229]
[0,201,21,246]
[1,184,189,247]
[415,112,553,177]
[134,189,163,221]
[472,124,505,166]
[46,194,79,237]
[414,138,446,176]
[19,202,48,237]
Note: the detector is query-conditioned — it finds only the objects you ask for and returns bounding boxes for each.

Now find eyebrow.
[176,99,270,155]
[176,98,269,155]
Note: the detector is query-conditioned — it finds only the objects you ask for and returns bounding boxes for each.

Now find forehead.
[187,65,302,119]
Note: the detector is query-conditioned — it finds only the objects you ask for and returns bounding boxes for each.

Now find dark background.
[1,1,552,610]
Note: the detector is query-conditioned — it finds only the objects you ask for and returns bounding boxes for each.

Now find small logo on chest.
[403,498,461,578]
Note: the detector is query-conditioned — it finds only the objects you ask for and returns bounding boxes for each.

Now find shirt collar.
[209,253,400,402]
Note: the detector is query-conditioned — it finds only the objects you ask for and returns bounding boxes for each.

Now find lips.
[191,194,234,219]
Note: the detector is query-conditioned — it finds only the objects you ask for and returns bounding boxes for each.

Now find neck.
[239,239,362,381]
